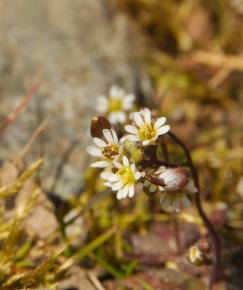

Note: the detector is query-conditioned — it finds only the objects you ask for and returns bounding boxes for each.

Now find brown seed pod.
[90,116,111,138]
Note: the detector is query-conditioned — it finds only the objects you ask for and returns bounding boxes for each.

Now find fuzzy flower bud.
[156,167,197,193]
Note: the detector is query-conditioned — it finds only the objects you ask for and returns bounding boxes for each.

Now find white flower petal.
[144,108,151,124]
[109,175,120,182]
[119,135,129,143]
[130,164,135,172]
[93,137,107,148]
[96,96,108,112]
[126,134,140,142]
[125,125,138,135]
[134,112,144,127]
[125,94,135,102]
[160,170,175,183]
[117,112,126,123]
[108,113,119,124]
[128,185,135,198]
[154,117,166,129]
[97,95,107,104]
[122,156,129,167]
[103,129,114,144]
[113,87,124,99]
[87,146,102,157]
[110,86,119,97]
[97,105,108,113]
[111,129,119,144]
[113,160,122,169]
[156,125,170,136]
[121,186,129,198]
[91,160,109,168]
[117,190,124,200]
[123,95,135,110]
[100,171,116,180]
[134,172,141,180]
[112,181,124,191]
[104,181,112,187]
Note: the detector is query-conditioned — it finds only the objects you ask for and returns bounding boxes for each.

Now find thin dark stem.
[168,132,221,290]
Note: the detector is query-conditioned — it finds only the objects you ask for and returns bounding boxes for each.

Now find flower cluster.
[231,0,243,14]
[88,86,197,212]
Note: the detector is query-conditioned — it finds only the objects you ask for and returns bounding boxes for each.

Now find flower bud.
[156,167,197,193]
[90,116,111,138]
[158,167,188,190]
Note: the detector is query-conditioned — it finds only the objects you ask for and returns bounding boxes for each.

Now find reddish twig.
[13,115,50,166]
[0,78,39,134]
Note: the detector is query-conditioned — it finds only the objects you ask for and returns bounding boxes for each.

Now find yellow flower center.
[118,167,135,185]
[138,124,156,141]
[102,144,119,160]
[108,98,122,112]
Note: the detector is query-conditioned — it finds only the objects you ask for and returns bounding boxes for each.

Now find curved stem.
[168,132,221,290]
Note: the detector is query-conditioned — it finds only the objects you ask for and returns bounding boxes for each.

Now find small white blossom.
[231,0,243,14]
[101,156,141,200]
[96,86,135,124]
[156,167,198,193]
[87,129,121,168]
[124,108,170,146]
[188,246,204,266]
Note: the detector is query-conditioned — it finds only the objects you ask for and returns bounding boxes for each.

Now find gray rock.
[0,0,148,197]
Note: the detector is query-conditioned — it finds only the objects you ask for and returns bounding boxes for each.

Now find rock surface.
[0,0,146,196]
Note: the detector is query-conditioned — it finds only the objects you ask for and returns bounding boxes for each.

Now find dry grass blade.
[0,189,40,272]
[0,159,43,199]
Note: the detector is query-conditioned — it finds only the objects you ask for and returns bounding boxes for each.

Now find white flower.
[188,246,204,266]
[156,167,198,193]
[87,128,121,168]
[160,192,192,212]
[124,108,170,146]
[231,0,243,13]
[100,156,141,200]
[96,85,135,124]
